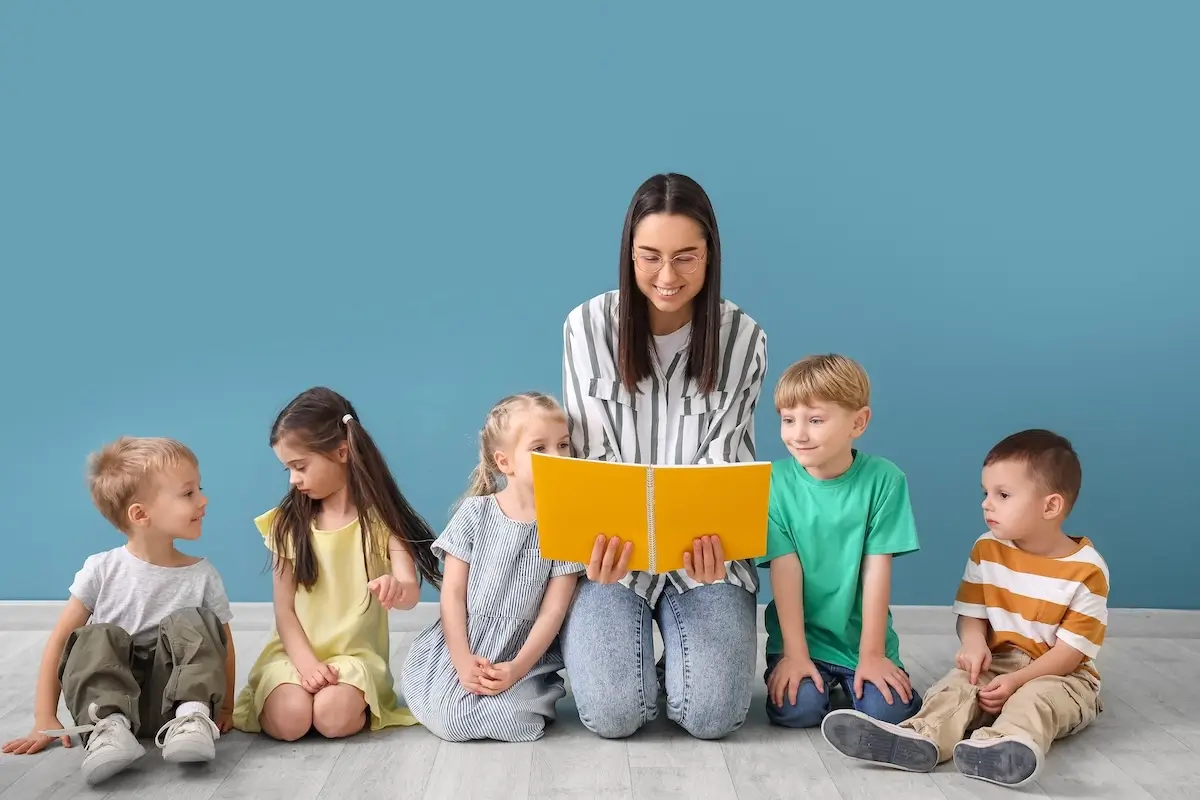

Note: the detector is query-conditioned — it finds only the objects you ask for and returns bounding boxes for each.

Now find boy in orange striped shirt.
[821,429,1109,788]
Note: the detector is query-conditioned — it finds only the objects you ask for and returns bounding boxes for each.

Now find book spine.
[646,468,656,573]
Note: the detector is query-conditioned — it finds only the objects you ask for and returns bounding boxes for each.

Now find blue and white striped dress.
[400,495,584,742]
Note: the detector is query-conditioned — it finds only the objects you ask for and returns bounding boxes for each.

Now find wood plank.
[210,737,346,800]
[721,699,842,800]
[421,740,533,800]
[529,698,632,800]
[315,728,440,799]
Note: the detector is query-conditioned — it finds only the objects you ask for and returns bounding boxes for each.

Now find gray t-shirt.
[69,546,234,643]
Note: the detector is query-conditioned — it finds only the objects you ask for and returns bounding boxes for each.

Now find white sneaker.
[953,735,1043,787]
[155,712,220,763]
[41,703,146,785]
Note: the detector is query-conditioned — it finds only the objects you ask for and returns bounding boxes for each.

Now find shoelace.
[40,702,128,750]
[154,712,221,748]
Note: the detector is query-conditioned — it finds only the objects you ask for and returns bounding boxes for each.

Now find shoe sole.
[162,742,216,763]
[82,744,146,785]
[954,738,1040,787]
[821,710,938,772]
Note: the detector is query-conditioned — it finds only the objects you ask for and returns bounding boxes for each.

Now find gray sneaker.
[821,709,939,772]
[155,712,220,763]
[953,735,1042,787]
[41,702,146,785]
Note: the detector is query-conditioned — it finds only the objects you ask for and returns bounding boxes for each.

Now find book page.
[530,454,652,571]
[650,462,772,574]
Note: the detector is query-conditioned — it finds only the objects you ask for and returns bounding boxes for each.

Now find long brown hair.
[268,386,441,590]
[617,173,723,394]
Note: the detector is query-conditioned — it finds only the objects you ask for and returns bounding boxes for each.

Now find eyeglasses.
[633,249,707,275]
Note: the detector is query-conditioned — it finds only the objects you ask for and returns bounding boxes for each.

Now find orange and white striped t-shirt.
[952,532,1110,680]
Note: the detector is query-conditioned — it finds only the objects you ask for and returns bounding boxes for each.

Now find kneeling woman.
[560,173,769,740]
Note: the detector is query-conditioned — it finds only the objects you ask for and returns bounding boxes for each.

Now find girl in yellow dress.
[233,387,442,740]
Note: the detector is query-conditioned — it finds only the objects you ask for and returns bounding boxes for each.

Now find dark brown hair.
[984,428,1082,513]
[617,173,723,394]
[268,387,441,590]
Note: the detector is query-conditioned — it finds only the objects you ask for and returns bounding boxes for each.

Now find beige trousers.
[899,649,1101,762]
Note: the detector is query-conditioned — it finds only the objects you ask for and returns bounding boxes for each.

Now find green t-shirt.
[759,451,920,671]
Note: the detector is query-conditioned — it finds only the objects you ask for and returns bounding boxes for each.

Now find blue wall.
[3,2,1197,609]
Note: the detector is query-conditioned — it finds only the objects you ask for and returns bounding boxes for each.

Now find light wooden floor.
[1,628,1198,799]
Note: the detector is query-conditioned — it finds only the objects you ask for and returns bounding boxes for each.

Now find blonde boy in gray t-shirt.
[0,437,235,786]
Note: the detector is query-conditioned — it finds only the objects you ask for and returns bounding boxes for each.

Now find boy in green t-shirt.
[758,354,922,728]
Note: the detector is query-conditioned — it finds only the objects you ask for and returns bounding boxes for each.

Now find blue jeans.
[561,580,757,740]
[764,653,923,728]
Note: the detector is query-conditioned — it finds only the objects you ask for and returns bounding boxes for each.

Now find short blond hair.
[87,436,198,531]
[774,354,871,411]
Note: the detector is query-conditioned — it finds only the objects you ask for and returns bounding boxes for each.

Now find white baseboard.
[0,601,1196,639]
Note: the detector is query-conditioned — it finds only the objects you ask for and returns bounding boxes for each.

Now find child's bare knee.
[312,687,366,739]
[262,685,313,741]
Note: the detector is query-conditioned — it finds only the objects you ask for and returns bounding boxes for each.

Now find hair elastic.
[342,414,354,425]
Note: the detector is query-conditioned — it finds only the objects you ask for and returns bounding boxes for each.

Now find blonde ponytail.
[464,436,499,498]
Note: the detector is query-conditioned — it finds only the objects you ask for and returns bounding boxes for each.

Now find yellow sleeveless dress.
[232,508,418,732]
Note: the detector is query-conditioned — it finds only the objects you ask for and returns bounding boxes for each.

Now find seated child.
[233,387,442,740]
[401,392,585,742]
[759,354,922,728]
[1,437,234,786]
[822,429,1108,788]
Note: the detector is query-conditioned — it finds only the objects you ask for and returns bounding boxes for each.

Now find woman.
[560,173,768,740]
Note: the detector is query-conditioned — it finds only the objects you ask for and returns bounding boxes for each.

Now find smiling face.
[779,401,870,479]
[273,434,349,501]
[631,213,708,332]
[494,410,571,492]
[128,462,208,541]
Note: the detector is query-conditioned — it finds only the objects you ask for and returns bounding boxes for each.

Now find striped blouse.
[561,290,769,605]
[952,532,1110,682]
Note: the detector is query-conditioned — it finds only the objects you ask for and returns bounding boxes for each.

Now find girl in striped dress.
[400,392,585,742]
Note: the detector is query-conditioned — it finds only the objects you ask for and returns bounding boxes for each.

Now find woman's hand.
[682,536,726,583]
[586,535,633,583]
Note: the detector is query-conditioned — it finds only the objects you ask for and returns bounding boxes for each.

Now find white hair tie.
[342,414,354,425]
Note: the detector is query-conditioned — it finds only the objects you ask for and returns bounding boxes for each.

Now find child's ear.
[335,442,349,463]
[493,449,514,476]
[1042,493,1065,520]
[126,502,150,529]
[852,406,872,436]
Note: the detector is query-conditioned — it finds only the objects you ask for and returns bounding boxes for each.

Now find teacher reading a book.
[559,173,768,740]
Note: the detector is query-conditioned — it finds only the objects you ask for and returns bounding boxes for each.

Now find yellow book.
[530,453,772,574]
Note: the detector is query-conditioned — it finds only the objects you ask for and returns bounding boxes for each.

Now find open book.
[530,453,772,574]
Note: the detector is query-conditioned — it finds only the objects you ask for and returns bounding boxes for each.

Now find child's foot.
[41,703,146,785]
[953,735,1042,787]
[821,709,939,772]
[155,712,220,763]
